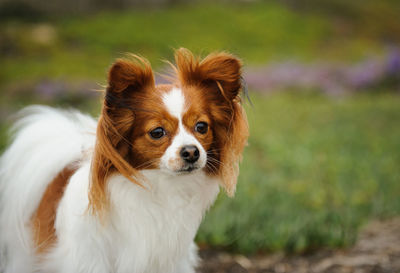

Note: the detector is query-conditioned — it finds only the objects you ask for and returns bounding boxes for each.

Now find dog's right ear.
[90,56,155,216]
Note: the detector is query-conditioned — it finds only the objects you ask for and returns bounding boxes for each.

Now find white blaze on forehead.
[162,87,186,119]
[159,87,208,173]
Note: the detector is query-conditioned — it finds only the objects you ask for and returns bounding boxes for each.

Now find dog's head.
[90,48,248,212]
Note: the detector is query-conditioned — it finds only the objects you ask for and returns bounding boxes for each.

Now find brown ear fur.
[174,48,249,196]
[218,103,248,197]
[175,48,242,101]
[89,56,155,214]
[108,56,154,93]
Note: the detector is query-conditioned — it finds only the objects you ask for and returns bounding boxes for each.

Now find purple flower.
[35,80,66,100]
[386,49,400,77]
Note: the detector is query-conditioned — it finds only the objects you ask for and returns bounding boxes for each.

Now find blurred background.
[1,0,400,272]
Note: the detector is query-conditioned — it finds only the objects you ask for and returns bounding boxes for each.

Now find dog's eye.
[149,127,166,139]
[195,122,208,134]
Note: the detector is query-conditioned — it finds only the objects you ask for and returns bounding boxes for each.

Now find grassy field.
[0,2,383,86]
[197,92,400,253]
[1,1,400,254]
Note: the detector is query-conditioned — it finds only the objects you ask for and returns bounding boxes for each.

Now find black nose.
[180,145,200,163]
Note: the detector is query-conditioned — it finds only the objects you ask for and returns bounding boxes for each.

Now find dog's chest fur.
[54,163,219,273]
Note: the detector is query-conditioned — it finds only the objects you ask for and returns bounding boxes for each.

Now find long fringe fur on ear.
[89,56,154,215]
[108,54,155,93]
[220,102,249,196]
[174,48,242,98]
[89,111,144,215]
[174,48,201,85]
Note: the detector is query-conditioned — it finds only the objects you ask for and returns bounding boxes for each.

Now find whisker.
[207,156,226,167]
[206,148,224,153]
[206,161,219,175]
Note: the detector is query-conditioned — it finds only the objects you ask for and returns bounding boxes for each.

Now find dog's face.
[90,49,248,212]
[131,86,212,174]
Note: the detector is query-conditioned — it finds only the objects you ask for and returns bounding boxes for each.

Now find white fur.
[0,105,220,273]
[161,88,207,173]
[162,87,186,120]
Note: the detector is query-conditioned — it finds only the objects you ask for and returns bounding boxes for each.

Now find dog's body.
[0,49,248,273]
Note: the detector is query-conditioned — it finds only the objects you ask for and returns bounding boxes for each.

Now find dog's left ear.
[175,48,248,196]
[90,56,155,215]
[175,48,242,102]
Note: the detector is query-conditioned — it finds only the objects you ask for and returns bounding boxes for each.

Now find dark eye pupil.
[149,127,165,139]
[195,122,208,134]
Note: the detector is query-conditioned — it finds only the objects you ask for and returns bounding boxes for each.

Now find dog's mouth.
[177,165,199,174]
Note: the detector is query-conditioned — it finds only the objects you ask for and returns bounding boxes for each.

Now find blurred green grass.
[198,92,400,253]
[1,1,400,254]
[0,2,382,85]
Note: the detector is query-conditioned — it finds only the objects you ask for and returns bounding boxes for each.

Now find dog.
[0,48,248,273]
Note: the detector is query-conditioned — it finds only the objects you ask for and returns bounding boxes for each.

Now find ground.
[198,218,400,273]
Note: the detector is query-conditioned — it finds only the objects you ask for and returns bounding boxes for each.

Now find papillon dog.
[0,48,248,273]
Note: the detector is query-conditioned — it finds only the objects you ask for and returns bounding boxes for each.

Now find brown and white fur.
[0,48,248,273]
